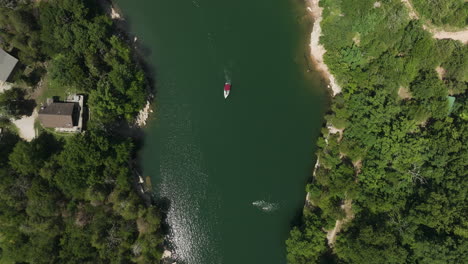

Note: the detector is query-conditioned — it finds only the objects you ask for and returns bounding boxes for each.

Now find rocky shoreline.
[98,0,155,128]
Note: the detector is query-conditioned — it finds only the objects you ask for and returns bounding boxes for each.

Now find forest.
[411,0,467,29]
[287,0,467,263]
[0,0,162,263]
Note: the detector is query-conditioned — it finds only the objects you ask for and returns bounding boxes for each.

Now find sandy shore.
[307,0,342,96]
[306,1,342,206]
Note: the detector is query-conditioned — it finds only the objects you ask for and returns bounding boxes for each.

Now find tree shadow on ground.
[19,99,36,116]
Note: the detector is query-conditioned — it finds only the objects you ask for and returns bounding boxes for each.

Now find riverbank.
[307,0,341,96]
[98,0,155,128]
[0,1,165,262]
[306,0,344,190]
[104,1,175,261]
[116,0,327,262]
[288,0,467,262]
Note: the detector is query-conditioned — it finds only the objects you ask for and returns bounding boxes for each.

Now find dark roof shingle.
[39,103,76,128]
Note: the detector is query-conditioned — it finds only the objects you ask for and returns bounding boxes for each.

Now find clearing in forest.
[401,0,468,44]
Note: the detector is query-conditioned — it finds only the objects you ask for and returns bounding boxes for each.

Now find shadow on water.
[154,196,193,264]
[153,196,171,235]
[289,204,306,229]
[93,1,158,137]
[95,1,176,257]
[96,0,158,96]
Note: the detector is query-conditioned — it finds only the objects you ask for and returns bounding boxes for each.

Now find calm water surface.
[116,0,325,263]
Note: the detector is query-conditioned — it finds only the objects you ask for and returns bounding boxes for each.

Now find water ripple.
[158,101,221,263]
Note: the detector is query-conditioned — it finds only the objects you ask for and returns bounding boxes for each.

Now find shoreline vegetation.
[287,0,467,263]
[96,0,154,129]
[0,0,163,263]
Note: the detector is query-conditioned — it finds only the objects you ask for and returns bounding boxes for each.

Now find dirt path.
[431,29,468,44]
[326,199,354,247]
[402,0,468,44]
[401,0,419,20]
[11,109,37,142]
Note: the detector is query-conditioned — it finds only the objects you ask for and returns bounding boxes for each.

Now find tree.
[289,0,468,262]
[54,134,103,198]
[59,222,99,263]
[49,53,89,90]
[0,128,19,166]
[26,177,62,218]
[0,87,27,118]
[9,133,60,176]
[335,224,409,264]
[0,2,162,263]
[9,141,42,175]
[286,210,327,264]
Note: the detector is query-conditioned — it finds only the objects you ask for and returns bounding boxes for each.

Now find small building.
[38,95,85,133]
[39,102,77,128]
[0,49,18,83]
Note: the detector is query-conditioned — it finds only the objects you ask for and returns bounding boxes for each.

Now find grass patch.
[36,74,83,107]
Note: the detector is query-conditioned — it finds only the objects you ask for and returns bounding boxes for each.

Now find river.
[115,0,325,263]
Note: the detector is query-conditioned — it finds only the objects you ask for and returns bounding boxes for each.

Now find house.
[0,49,18,83]
[38,102,77,128]
[38,95,85,132]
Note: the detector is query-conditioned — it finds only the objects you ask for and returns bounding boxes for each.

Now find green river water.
[115,0,325,263]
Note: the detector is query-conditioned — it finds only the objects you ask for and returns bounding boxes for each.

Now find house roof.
[0,49,18,82]
[38,103,76,128]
